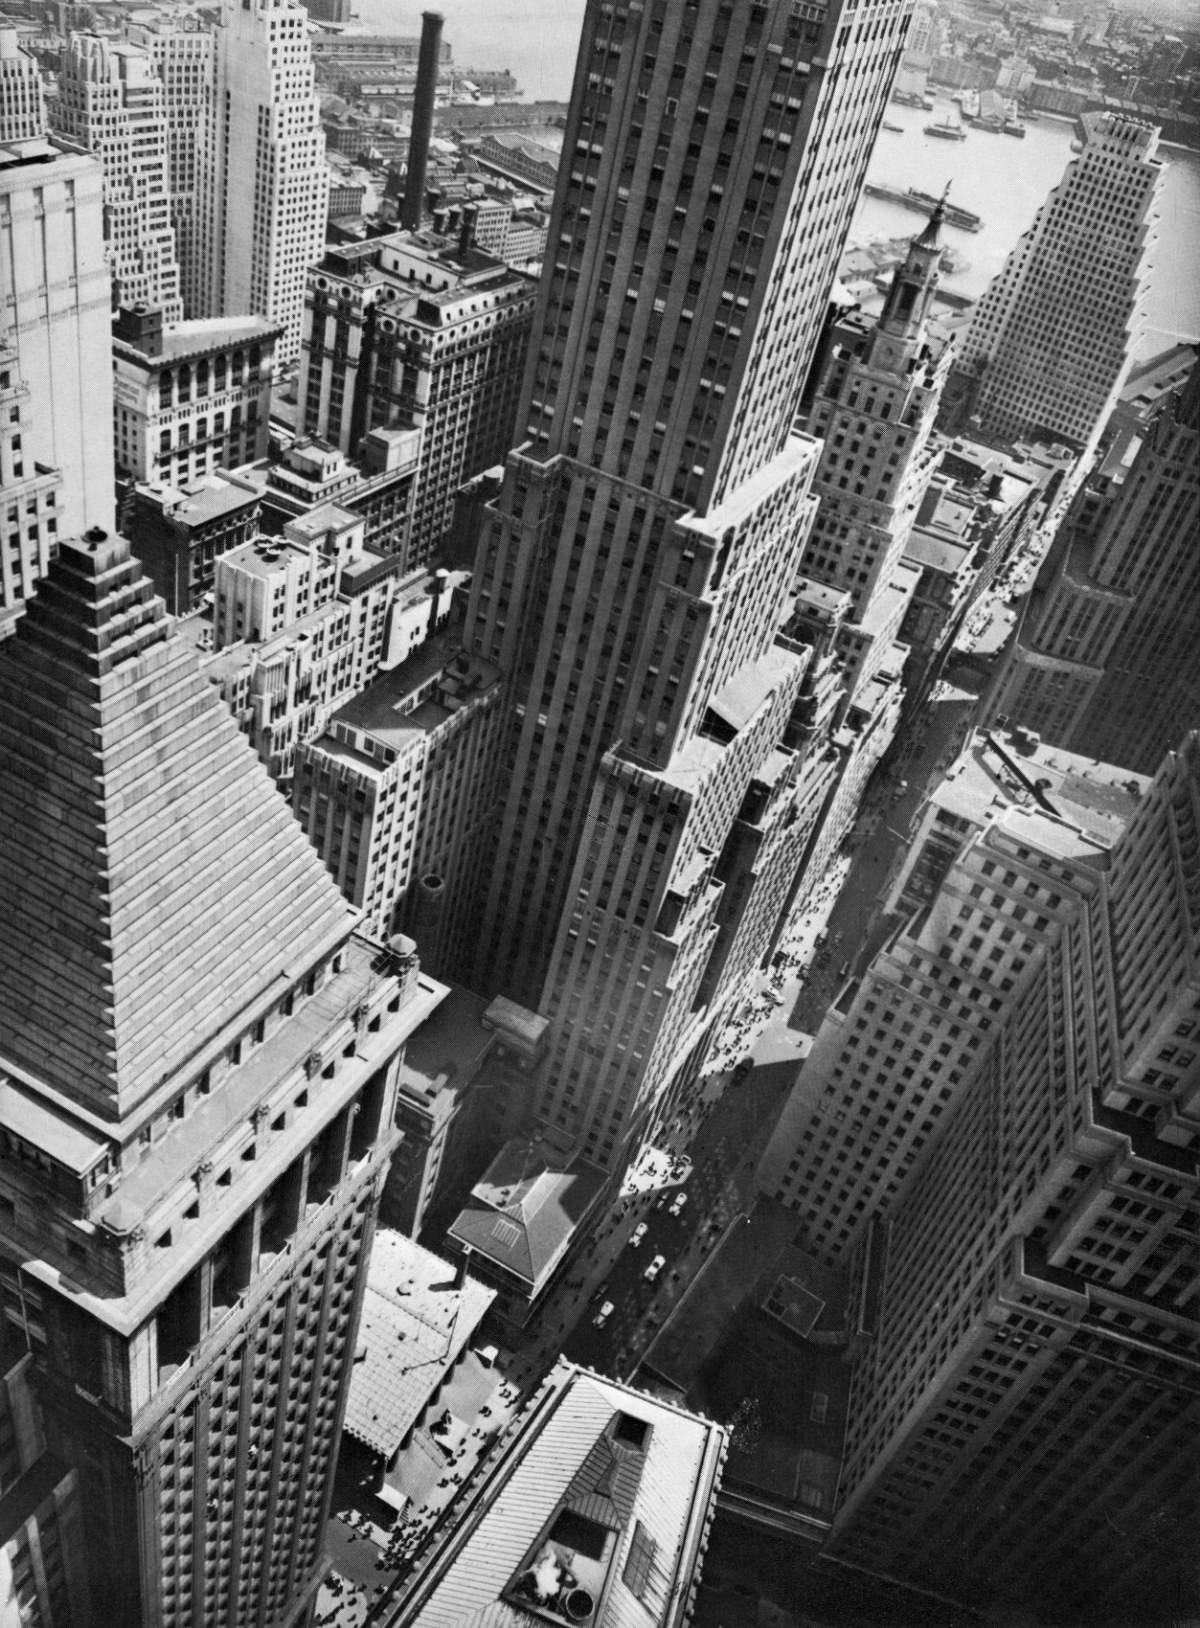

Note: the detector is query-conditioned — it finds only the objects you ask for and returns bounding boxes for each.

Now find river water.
[354,0,1200,356]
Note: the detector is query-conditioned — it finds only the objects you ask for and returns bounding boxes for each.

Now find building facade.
[112,304,281,489]
[0,529,443,1625]
[799,208,951,630]
[292,629,503,964]
[986,352,1200,774]
[122,470,261,615]
[760,726,1149,1265]
[298,230,537,567]
[0,134,114,538]
[0,342,62,622]
[0,28,44,143]
[197,511,460,784]
[830,732,1200,1623]
[52,34,183,321]
[0,1339,93,1628]
[944,112,1162,457]
[123,20,213,321]
[195,0,327,361]
[456,0,918,1171]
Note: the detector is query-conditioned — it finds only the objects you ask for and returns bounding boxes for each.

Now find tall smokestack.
[403,10,443,232]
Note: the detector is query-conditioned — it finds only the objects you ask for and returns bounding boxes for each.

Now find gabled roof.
[0,530,356,1121]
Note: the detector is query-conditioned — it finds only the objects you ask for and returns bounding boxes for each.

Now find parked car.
[629,1222,648,1248]
[593,1301,615,1328]
[592,1281,609,1302]
[669,1191,688,1216]
[644,1254,666,1282]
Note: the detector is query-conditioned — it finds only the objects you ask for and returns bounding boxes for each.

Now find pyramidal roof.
[0,530,357,1121]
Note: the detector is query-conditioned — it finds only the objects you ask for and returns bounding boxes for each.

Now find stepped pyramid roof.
[0,529,357,1121]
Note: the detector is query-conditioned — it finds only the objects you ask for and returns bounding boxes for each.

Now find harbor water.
[357,1,1199,354]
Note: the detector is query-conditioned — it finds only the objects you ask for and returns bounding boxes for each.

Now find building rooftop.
[114,312,283,366]
[133,472,260,526]
[396,1360,726,1628]
[324,633,499,757]
[931,727,1151,855]
[398,982,495,1105]
[342,1229,495,1458]
[448,1138,606,1293]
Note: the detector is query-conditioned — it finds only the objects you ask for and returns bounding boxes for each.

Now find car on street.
[592,1281,609,1302]
[643,1254,666,1281]
[593,1301,614,1328]
[629,1222,648,1248]
[669,1191,688,1215]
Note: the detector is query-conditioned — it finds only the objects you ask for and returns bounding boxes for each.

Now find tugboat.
[882,120,904,132]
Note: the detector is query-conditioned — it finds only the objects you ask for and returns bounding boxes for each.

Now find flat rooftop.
[342,1228,495,1458]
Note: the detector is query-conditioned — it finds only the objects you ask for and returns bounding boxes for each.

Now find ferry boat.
[862,182,983,232]
[925,117,966,140]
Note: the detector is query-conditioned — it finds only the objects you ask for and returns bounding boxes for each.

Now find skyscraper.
[52,33,183,320]
[0,28,44,142]
[123,19,214,320]
[195,0,327,360]
[458,0,917,1168]
[760,725,1149,1265]
[0,342,62,622]
[986,350,1200,773]
[0,529,442,1624]
[944,112,1162,458]
[0,132,114,537]
[799,205,950,631]
[828,732,1200,1622]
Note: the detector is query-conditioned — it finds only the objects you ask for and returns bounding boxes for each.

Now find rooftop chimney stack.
[403,11,443,232]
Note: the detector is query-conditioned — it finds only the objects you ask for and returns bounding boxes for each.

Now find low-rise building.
[392,1359,727,1628]
[121,471,260,615]
[339,1229,495,1514]
[381,984,541,1239]
[112,304,282,489]
[190,512,462,783]
[290,625,502,964]
[445,1132,604,1331]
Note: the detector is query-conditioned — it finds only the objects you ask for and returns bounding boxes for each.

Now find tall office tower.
[944,112,1162,459]
[0,342,62,621]
[800,206,950,628]
[459,0,917,1168]
[124,21,214,319]
[52,34,183,320]
[987,351,1200,774]
[298,231,536,566]
[829,732,1200,1622]
[0,28,44,142]
[0,529,441,1625]
[195,0,328,361]
[759,725,1148,1265]
[0,134,113,537]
